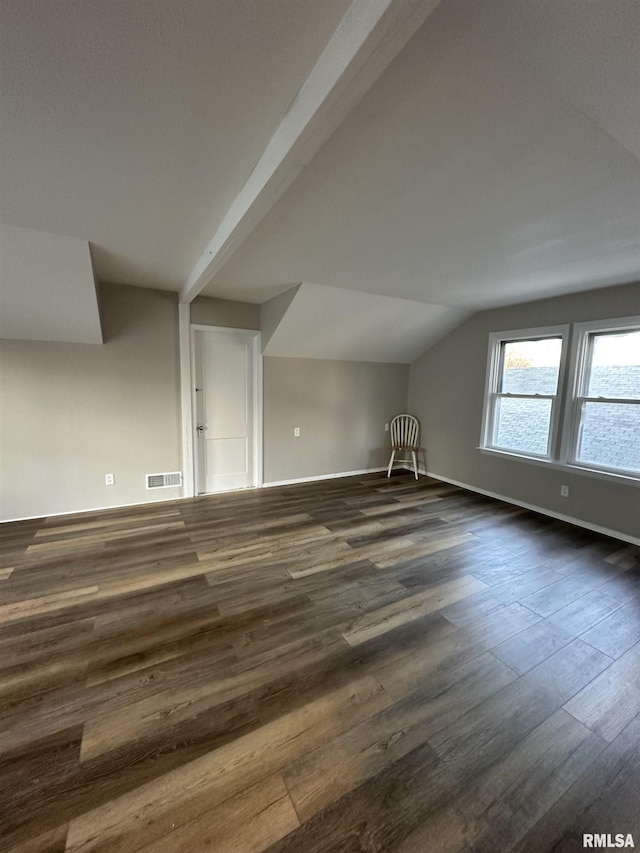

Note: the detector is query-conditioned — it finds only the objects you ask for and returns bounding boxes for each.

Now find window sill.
[477,447,640,488]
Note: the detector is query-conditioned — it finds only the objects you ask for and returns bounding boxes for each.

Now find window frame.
[561,316,640,478]
[480,324,570,462]
[480,317,640,485]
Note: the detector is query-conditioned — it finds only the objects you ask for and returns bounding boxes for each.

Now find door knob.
[196,424,207,432]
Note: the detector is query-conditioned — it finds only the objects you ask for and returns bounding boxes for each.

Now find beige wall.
[190,295,260,330]
[1,285,411,518]
[408,282,640,541]
[0,283,181,520]
[263,357,409,483]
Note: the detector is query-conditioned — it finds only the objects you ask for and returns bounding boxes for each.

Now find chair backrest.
[390,414,419,448]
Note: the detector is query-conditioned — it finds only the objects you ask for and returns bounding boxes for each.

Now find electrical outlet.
[384,423,389,431]
[560,485,569,497]
[294,427,300,437]
[105,473,115,486]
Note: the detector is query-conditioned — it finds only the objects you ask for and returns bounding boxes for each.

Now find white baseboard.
[7,467,635,547]
[1,492,186,524]
[1,468,389,522]
[424,470,640,546]
[263,467,388,488]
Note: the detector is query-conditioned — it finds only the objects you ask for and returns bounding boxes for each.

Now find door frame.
[179,315,262,497]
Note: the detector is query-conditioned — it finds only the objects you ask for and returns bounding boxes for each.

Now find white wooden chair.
[387,414,420,480]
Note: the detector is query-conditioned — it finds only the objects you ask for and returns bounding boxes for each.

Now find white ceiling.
[0,0,350,290]
[0,0,638,353]
[205,0,640,308]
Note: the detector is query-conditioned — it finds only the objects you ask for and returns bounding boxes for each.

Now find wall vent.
[146,472,182,490]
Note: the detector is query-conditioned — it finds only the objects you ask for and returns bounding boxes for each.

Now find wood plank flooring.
[1,473,639,852]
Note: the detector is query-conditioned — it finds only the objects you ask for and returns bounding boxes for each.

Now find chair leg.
[387,449,396,478]
[411,450,418,479]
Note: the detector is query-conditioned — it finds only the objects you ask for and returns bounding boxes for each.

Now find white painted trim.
[480,316,640,482]
[190,324,201,494]
[562,314,640,475]
[254,344,264,488]
[190,324,260,335]
[423,470,640,546]
[190,324,263,495]
[2,470,383,521]
[480,324,570,459]
[2,494,187,524]
[8,466,634,546]
[178,303,195,498]
[572,315,640,335]
[263,467,387,488]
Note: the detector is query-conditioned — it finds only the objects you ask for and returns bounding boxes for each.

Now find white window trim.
[561,315,640,478]
[480,324,570,461]
[480,316,640,485]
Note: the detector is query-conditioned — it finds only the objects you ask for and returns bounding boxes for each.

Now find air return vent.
[146,472,182,489]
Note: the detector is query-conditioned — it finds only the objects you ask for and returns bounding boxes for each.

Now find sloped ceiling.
[205,0,640,308]
[0,224,101,344]
[262,284,469,363]
[0,0,350,290]
[0,0,638,359]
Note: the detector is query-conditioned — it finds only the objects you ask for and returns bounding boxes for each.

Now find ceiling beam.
[180,0,442,304]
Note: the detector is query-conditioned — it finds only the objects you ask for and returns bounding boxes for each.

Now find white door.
[193,328,259,494]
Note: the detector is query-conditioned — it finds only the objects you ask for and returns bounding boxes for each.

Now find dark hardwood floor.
[1,473,639,852]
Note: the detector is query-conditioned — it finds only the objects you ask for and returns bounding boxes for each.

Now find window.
[482,326,568,460]
[481,317,640,481]
[569,321,640,477]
